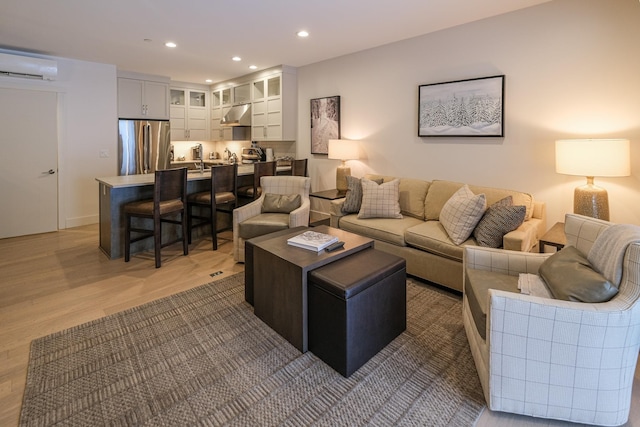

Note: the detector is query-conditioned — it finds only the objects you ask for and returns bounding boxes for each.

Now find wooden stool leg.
[124,214,131,262]
[212,207,218,251]
[154,216,162,268]
[182,211,189,256]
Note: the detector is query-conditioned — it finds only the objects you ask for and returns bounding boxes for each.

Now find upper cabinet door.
[117,78,169,120]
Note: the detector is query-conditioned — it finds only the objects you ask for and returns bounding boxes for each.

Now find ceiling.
[1,0,550,85]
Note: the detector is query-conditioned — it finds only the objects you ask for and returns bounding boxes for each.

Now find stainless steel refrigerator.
[118,119,171,175]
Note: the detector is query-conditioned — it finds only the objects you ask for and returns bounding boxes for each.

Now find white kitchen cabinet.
[118,77,169,120]
[210,87,232,141]
[170,88,208,141]
[251,71,297,141]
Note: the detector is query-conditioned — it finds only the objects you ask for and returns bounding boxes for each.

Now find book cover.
[287,230,339,252]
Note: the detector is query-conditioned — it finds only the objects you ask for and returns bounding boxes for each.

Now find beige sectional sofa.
[329,174,546,292]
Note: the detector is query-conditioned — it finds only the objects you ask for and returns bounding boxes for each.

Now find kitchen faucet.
[225,147,237,164]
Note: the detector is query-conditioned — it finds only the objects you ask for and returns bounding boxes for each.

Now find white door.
[0,87,58,238]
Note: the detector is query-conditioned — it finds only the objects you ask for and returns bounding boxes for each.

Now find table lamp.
[328,139,360,192]
[555,138,630,221]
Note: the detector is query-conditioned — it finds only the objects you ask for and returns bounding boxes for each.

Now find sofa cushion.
[473,196,526,248]
[425,180,465,220]
[539,245,618,303]
[468,184,534,221]
[261,193,301,213]
[425,180,534,221]
[365,175,431,220]
[339,215,423,246]
[358,178,403,219]
[440,185,486,245]
[404,221,473,261]
[465,268,520,340]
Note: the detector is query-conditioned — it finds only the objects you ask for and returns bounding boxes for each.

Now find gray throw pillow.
[342,176,383,214]
[261,193,301,213]
[473,196,526,248]
[538,245,618,303]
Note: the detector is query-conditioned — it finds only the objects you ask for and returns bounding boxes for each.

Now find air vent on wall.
[0,52,58,81]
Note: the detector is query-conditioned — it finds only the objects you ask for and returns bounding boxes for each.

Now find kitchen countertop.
[96,163,291,189]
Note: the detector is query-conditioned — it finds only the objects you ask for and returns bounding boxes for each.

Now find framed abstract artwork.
[310,95,341,154]
[418,75,504,137]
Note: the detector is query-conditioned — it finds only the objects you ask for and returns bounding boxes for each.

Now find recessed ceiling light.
[205,79,212,83]
[297,30,309,38]
[165,41,177,48]
[232,56,241,61]
[249,65,257,70]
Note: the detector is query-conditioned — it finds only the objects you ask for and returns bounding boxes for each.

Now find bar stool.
[291,159,308,177]
[187,163,237,250]
[237,160,276,202]
[124,167,188,268]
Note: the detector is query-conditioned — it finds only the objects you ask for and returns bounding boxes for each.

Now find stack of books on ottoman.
[287,230,339,252]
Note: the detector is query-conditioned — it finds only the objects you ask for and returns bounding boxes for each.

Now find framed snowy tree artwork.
[418,75,504,137]
[310,95,341,154]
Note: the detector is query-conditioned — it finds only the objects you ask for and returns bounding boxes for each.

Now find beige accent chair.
[233,176,311,262]
[463,213,640,426]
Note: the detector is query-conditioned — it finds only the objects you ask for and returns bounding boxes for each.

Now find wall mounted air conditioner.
[0,52,58,81]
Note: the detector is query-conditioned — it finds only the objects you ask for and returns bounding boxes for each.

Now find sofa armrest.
[464,246,550,277]
[329,199,347,228]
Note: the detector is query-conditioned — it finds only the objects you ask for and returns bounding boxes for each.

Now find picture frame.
[418,75,504,137]
[310,95,341,154]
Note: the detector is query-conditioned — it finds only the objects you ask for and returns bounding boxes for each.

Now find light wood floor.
[0,225,638,427]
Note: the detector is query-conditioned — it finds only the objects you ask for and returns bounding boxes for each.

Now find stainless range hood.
[221,103,251,127]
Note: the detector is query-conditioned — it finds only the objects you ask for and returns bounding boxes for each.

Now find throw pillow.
[473,196,526,248]
[539,245,618,303]
[261,193,301,213]
[440,185,486,245]
[342,176,383,214]
[357,178,403,219]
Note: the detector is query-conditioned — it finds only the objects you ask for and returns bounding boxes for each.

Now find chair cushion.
[188,191,235,205]
[238,186,262,198]
[124,198,184,216]
[261,193,301,213]
[539,245,618,303]
[238,213,290,240]
[465,268,520,340]
[358,178,402,219]
[440,185,486,245]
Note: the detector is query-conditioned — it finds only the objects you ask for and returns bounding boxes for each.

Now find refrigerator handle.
[143,123,150,173]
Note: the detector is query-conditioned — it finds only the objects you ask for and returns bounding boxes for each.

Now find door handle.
[46,169,56,174]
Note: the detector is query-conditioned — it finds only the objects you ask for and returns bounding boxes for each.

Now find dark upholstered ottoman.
[308,248,406,377]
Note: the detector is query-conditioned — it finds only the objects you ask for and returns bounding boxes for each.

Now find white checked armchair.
[233,176,310,262]
[463,213,640,426]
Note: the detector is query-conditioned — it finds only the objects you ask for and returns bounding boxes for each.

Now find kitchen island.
[96,163,291,259]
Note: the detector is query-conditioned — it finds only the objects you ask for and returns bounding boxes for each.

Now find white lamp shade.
[555,139,630,177]
[328,139,360,161]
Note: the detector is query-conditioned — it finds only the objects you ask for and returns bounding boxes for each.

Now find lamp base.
[574,182,609,221]
[336,165,351,192]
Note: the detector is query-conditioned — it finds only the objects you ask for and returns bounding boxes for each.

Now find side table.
[539,222,566,253]
[309,189,346,226]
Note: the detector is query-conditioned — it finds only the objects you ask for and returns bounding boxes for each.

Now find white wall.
[297,0,640,227]
[0,50,117,229]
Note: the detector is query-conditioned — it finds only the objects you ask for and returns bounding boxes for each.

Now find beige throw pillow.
[357,178,403,219]
[440,185,486,245]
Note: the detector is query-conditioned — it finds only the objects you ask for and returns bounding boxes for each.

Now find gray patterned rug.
[20,273,485,426]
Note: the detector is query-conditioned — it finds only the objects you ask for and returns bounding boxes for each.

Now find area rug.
[20,273,485,426]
